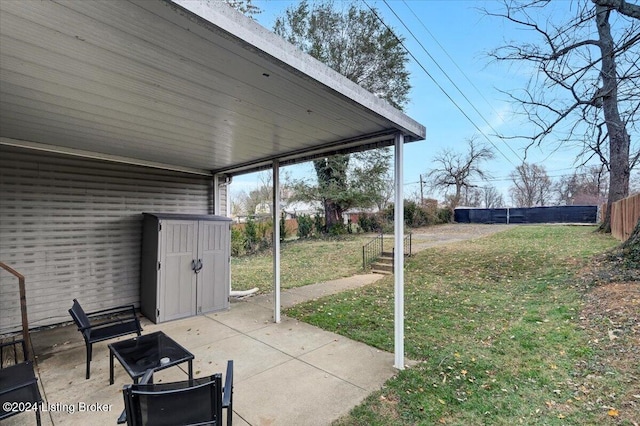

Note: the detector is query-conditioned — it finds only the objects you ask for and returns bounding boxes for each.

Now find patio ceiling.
[0,0,426,177]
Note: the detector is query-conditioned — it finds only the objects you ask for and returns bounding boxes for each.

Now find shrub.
[380,201,453,228]
[297,214,314,238]
[244,217,258,251]
[437,207,453,223]
[231,226,246,256]
[328,222,347,236]
[256,219,272,250]
[358,213,383,232]
[314,214,324,234]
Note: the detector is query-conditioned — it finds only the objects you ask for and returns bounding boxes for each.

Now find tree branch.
[594,0,640,20]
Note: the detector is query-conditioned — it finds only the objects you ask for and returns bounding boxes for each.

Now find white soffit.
[0,0,425,176]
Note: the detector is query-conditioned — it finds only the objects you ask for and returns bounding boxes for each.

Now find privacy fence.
[454,205,598,225]
[610,193,640,242]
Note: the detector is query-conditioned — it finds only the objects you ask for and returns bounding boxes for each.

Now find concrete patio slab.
[3,273,405,425]
[246,317,340,358]
[233,359,369,426]
[299,337,401,392]
[190,333,294,382]
[206,301,274,333]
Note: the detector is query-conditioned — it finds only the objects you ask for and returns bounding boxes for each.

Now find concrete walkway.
[7,274,396,426]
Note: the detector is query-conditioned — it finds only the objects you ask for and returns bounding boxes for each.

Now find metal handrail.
[0,262,33,361]
[405,233,412,257]
[391,233,413,258]
[362,232,384,270]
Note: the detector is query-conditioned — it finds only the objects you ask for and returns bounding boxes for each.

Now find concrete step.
[370,262,393,273]
[376,257,394,265]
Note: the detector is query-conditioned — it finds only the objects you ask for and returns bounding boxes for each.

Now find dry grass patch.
[579,281,640,423]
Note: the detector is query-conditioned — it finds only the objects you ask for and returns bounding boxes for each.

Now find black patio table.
[108,331,193,385]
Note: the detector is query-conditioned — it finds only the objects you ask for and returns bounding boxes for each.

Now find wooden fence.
[610,193,640,241]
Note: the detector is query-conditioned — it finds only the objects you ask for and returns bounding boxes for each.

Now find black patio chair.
[119,360,234,426]
[0,339,42,426]
[69,298,142,379]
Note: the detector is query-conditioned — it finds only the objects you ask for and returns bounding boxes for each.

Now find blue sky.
[230,0,601,206]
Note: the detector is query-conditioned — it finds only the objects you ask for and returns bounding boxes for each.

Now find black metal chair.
[69,298,142,379]
[119,360,234,426]
[0,339,42,426]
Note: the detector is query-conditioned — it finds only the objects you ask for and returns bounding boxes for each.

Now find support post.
[394,133,405,369]
[273,160,281,323]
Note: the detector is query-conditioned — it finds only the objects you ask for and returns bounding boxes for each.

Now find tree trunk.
[452,184,462,209]
[323,200,343,230]
[596,5,631,232]
[314,155,349,232]
[621,218,640,251]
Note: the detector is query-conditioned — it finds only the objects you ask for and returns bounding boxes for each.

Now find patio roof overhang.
[0,0,425,177]
[0,0,424,371]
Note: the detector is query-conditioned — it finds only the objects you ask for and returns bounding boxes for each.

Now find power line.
[401,0,507,125]
[379,0,524,165]
[404,167,607,186]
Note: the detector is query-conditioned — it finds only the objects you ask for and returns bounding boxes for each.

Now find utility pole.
[419,174,424,206]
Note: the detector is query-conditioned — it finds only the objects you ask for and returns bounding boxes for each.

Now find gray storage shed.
[141,213,231,323]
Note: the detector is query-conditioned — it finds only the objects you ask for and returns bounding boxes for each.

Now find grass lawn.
[285,226,639,425]
[231,235,375,292]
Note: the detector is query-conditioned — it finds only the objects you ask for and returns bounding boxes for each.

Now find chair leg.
[85,343,92,379]
[35,405,42,426]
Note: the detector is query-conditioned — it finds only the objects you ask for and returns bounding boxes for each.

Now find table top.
[108,331,193,379]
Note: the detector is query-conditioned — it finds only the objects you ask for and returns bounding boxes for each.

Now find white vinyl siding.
[0,147,213,334]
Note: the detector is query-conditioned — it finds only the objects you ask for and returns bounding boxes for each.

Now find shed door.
[197,221,229,313]
[160,220,198,322]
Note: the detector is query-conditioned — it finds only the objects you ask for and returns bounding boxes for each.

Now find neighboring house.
[343,207,380,225]
[282,200,323,219]
[0,0,425,333]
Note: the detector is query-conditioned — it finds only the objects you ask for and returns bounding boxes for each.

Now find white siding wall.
[0,147,213,333]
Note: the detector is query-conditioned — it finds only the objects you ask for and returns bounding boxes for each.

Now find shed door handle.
[194,259,203,274]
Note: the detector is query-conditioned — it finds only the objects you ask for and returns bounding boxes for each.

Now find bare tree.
[231,171,274,217]
[427,138,495,209]
[462,187,483,207]
[555,165,609,205]
[232,190,250,216]
[486,0,640,230]
[483,186,506,208]
[510,162,553,207]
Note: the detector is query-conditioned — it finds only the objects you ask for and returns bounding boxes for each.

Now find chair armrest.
[222,360,233,408]
[85,303,137,318]
[77,316,140,332]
